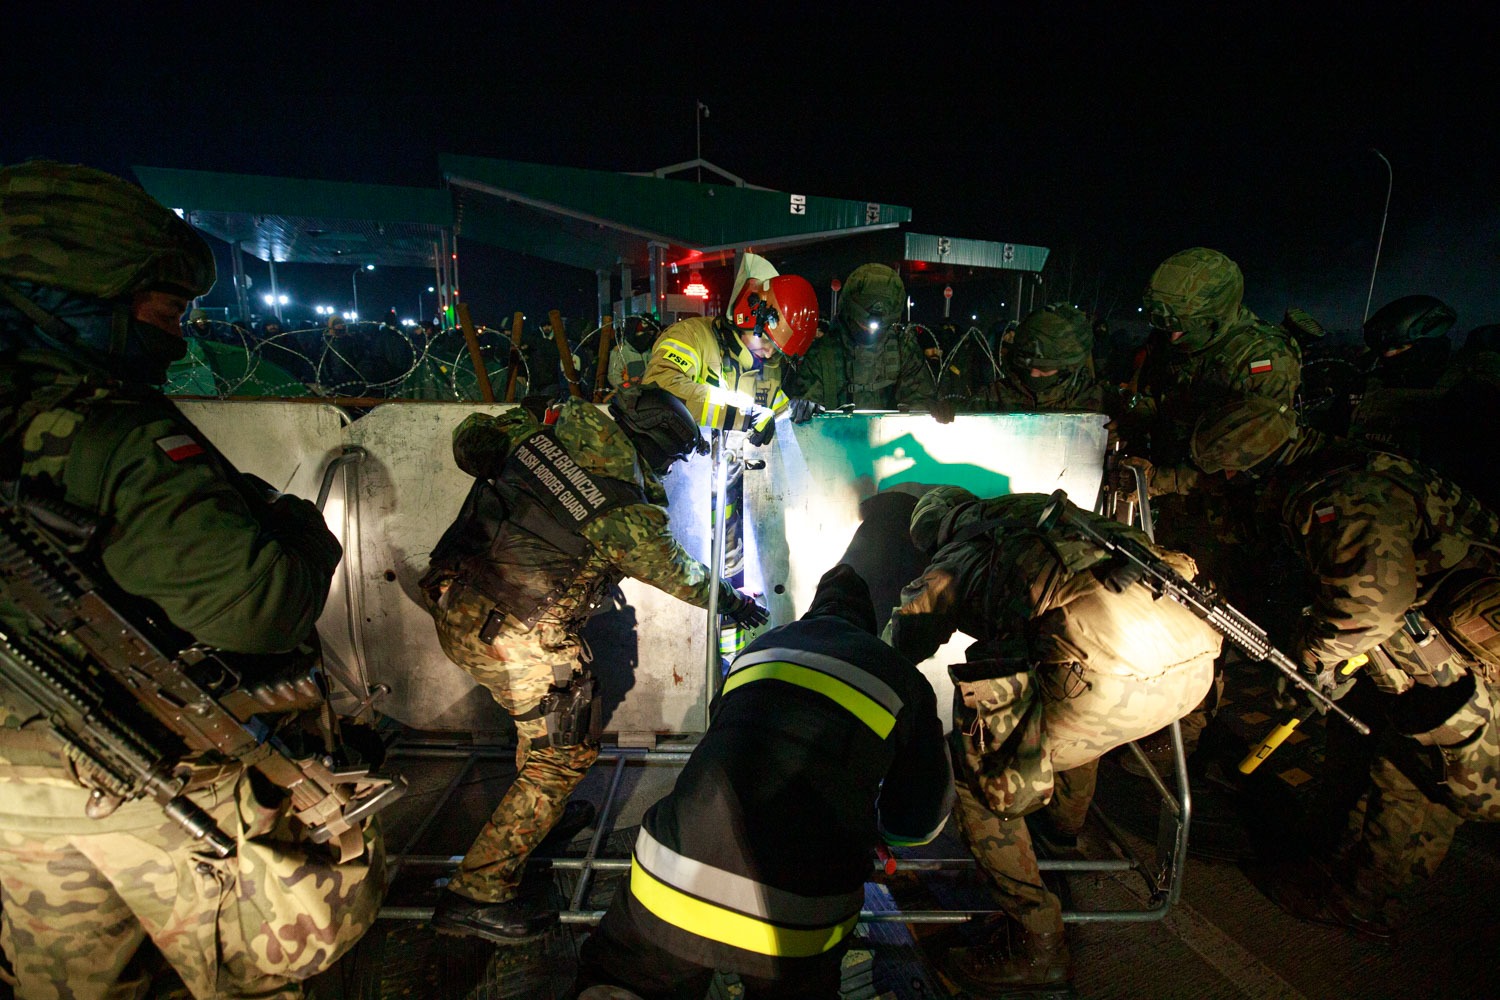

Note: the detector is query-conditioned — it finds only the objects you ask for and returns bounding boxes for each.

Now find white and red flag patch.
[1249,358,1274,374]
[156,434,205,462]
[1314,505,1336,524]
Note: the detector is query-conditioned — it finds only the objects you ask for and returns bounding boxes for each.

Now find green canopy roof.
[133,166,453,268]
[440,154,912,272]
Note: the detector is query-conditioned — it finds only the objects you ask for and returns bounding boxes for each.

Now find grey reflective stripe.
[730,646,904,719]
[634,827,863,926]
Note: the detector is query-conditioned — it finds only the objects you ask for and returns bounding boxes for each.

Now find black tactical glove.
[746,405,777,447]
[787,397,825,423]
[929,399,957,424]
[270,493,344,575]
[718,579,769,630]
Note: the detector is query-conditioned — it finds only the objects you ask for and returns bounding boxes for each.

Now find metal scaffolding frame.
[375,729,1191,927]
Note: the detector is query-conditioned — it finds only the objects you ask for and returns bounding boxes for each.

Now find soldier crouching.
[420,388,766,944]
[885,487,1222,994]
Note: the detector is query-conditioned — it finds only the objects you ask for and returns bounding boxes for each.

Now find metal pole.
[620,263,633,318]
[597,269,611,327]
[351,268,359,319]
[268,260,282,324]
[705,433,727,726]
[1363,149,1394,325]
[1015,272,1023,322]
[648,243,666,321]
[230,241,250,324]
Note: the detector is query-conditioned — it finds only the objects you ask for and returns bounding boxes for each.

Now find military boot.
[944,927,1073,996]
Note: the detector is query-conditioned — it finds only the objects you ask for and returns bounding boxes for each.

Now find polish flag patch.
[1249,358,1274,374]
[156,434,205,461]
[1314,505,1336,524]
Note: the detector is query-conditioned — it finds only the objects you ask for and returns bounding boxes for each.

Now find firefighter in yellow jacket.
[643,253,819,445]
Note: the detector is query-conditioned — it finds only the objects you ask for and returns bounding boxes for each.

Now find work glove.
[746,405,777,447]
[787,397,825,423]
[929,399,957,424]
[718,580,769,630]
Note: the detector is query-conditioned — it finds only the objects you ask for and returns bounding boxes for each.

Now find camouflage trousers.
[0,767,383,999]
[431,580,599,902]
[953,777,1065,936]
[1344,677,1500,920]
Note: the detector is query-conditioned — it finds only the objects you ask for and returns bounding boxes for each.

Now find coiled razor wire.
[167,318,1011,407]
[165,320,538,402]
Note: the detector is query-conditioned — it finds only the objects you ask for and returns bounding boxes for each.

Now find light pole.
[1363,149,1394,325]
[352,263,374,319]
[418,285,434,322]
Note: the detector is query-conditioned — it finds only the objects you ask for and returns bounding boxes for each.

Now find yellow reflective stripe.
[657,339,700,375]
[720,661,896,738]
[630,858,857,957]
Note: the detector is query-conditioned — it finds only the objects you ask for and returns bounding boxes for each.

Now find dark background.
[5,4,1497,337]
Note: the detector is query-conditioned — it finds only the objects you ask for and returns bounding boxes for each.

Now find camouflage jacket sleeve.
[884,563,964,663]
[451,408,537,479]
[61,402,342,654]
[896,330,938,408]
[1224,329,1301,407]
[1285,475,1420,669]
[784,336,832,406]
[581,503,713,608]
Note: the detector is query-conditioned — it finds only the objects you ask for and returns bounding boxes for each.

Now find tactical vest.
[427,427,645,627]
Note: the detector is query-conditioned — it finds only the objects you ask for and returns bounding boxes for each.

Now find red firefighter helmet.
[730,274,819,357]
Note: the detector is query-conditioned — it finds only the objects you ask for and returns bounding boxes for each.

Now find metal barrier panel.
[749,411,1109,728]
[183,403,1107,734]
[340,404,714,735]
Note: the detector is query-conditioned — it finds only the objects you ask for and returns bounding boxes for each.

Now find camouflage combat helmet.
[0,161,214,300]
[837,263,904,336]
[0,161,216,382]
[1143,247,1244,352]
[1009,304,1092,374]
[1363,295,1457,353]
[909,485,978,553]
[1189,396,1299,475]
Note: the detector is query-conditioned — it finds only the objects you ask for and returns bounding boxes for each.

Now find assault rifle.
[0,495,405,861]
[1038,489,1370,736]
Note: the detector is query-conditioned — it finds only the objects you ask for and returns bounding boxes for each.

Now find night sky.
[6,5,1498,337]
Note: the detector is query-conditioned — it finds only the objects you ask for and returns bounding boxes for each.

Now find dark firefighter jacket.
[626,610,953,978]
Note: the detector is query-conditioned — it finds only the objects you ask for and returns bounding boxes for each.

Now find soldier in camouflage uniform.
[0,163,381,997]
[421,387,768,944]
[1190,398,1500,941]
[1346,294,1457,458]
[885,487,1221,993]
[783,263,950,422]
[1116,248,1303,770]
[992,304,1110,413]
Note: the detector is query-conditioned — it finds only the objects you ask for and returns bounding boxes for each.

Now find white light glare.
[364,264,375,271]
[401,318,416,327]
[868,320,880,332]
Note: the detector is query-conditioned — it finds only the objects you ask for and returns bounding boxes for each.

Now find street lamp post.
[352,264,374,319]
[1363,149,1394,325]
[418,285,435,323]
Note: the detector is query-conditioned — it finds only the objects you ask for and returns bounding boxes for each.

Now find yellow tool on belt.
[1238,653,1369,775]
